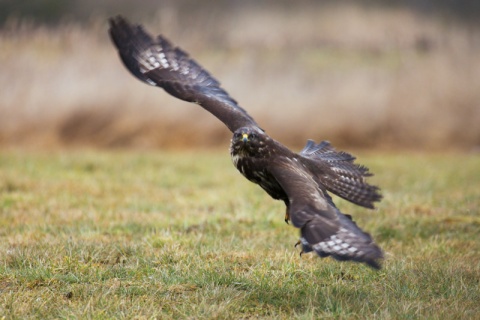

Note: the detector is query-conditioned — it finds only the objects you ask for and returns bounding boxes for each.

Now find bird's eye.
[250,133,257,139]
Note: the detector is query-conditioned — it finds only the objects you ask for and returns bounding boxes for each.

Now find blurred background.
[1,0,479,151]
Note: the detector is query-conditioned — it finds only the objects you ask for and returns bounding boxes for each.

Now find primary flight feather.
[109,16,383,269]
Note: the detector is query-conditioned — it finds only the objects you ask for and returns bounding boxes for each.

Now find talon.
[284,209,290,224]
[295,240,305,256]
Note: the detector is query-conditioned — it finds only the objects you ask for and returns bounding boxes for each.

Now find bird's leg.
[294,240,305,256]
[284,208,290,224]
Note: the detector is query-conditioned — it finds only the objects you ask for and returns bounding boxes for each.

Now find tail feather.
[300,140,382,209]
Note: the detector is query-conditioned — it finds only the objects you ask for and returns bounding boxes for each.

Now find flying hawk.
[109,16,384,269]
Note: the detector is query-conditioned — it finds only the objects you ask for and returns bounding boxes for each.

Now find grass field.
[0,149,478,318]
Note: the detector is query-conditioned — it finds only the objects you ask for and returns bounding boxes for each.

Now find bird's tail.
[300,140,382,209]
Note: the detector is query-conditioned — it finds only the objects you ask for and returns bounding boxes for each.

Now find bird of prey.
[109,16,384,269]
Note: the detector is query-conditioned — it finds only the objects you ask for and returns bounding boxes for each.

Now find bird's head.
[230,127,268,157]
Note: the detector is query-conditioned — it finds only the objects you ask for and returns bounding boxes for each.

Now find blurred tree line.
[1,0,479,26]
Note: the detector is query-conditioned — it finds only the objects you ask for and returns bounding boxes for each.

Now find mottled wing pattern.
[300,140,382,209]
[269,158,383,269]
[108,16,259,133]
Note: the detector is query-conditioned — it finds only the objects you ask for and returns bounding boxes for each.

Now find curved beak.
[242,133,249,143]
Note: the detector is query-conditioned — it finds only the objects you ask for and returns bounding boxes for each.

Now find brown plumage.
[109,16,383,269]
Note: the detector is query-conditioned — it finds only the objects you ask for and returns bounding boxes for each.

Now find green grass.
[0,150,479,319]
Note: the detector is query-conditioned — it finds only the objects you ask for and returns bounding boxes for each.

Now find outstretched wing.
[300,140,382,209]
[270,158,383,269]
[108,16,259,133]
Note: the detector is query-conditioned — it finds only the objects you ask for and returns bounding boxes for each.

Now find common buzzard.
[109,16,384,269]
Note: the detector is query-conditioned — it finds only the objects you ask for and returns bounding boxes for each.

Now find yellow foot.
[284,210,290,224]
[294,240,305,256]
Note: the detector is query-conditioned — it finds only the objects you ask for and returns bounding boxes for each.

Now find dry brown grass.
[1,4,479,150]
